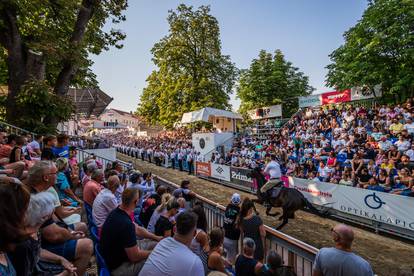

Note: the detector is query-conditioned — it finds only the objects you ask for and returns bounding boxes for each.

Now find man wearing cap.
[223,193,241,264]
[259,155,282,204]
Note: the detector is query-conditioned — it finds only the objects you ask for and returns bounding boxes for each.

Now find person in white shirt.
[394,137,411,152]
[403,118,414,135]
[92,175,120,230]
[405,144,414,161]
[259,155,282,202]
[139,211,204,276]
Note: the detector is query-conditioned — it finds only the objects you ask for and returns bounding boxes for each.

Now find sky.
[91,0,368,113]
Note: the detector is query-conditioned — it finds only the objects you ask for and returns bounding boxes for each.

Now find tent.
[181,107,242,124]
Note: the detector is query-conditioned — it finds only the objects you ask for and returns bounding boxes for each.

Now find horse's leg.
[276,207,289,230]
[266,206,280,217]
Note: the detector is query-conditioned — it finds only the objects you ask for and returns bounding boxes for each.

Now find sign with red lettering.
[196,162,211,177]
[321,89,351,105]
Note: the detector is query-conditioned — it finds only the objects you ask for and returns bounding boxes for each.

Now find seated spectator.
[83,169,104,206]
[55,158,82,207]
[81,160,97,187]
[377,169,391,188]
[235,238,263,276]
[47,185,82,226]
[9,135,26,163]
[154,198,179,238]
[208,227,232,275]
[139,185,167,228]
[27,134,43,159]
[139,211,204,276]
[26,161,93,276]
[0,134,17,159]
[0,176,30,275]
[356,168,371,188]
[100,188,151,275]
[312,224,373,276]
[147,193,173,233]
[93,175,120,232]
[41,135,57,161]
[10,192,77,276]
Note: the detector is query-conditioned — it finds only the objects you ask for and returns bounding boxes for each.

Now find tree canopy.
[237,49,314,118]
[0,0,127,133]
[137,4,238,129]
[326,0,414,100]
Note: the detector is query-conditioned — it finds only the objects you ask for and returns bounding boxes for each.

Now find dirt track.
[118,153,414,276]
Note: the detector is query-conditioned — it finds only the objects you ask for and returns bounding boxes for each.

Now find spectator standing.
[138,211,204,276]
[207,227,232,275]
[223,193,241,264]
[239,198,266,262]
[100,188,151,275]
[312,224,373,276]
[235,238,263,276]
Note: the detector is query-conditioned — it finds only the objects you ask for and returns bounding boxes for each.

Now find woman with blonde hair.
[147,193,172,233]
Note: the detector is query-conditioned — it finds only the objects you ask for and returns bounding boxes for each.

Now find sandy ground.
[118,153,414,276]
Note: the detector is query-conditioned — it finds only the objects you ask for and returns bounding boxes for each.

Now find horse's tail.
[302,198,329,217]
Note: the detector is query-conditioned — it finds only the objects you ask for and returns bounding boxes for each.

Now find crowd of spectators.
[0,125,378,275]
[229,100,414,197]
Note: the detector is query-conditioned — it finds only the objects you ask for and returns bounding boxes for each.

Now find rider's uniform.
[260,160,282,194]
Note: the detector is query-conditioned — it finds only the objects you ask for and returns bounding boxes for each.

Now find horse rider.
[260,154,283,203]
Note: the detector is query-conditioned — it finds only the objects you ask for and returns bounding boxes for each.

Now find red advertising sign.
[321,89,351,105]
[196,162,211,177]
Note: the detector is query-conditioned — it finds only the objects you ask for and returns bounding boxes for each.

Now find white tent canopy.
[181,107,243,124]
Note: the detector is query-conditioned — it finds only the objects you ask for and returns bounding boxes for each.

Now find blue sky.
[91,0,368,112]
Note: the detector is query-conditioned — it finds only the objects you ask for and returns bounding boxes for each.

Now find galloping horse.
[249,167,326,230]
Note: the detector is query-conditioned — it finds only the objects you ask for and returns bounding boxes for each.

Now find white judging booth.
[181,107,242,160]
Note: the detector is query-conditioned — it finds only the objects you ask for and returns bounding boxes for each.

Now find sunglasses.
[331,227,342,240]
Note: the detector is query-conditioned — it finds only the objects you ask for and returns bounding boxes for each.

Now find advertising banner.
[211,163,231,182]
[351,85,382,101]
[298,94,322,108]
[248,105,282,120]
[289,177,414,231]
[196,162,211,177]
[321,89,351,105]
[230,167,253,188]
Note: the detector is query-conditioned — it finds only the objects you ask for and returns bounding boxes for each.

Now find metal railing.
[77,148,132,171]
[0,121,36,139]
[153,175,318,276]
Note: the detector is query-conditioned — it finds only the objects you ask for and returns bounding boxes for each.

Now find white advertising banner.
[211,163,231,182]
[248,105,282,120]
[351,85,382,101]
[289,177,414,231]
[298,94,322,108]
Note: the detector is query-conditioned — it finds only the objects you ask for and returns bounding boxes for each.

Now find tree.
[0,0,127,132]
[237,49,314,118]
[326,0,414,101]
[137,4,237,129]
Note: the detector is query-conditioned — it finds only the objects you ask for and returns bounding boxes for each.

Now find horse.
[249,167,326,230]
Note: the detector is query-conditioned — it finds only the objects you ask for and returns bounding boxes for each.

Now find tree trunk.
[0,5,27,124]
[46,0,99,128]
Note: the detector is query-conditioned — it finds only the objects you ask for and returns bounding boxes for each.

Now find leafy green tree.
[0,0,127,132]
[237,49,314,118]
[326,0,414,101]
[137,4,238,129]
